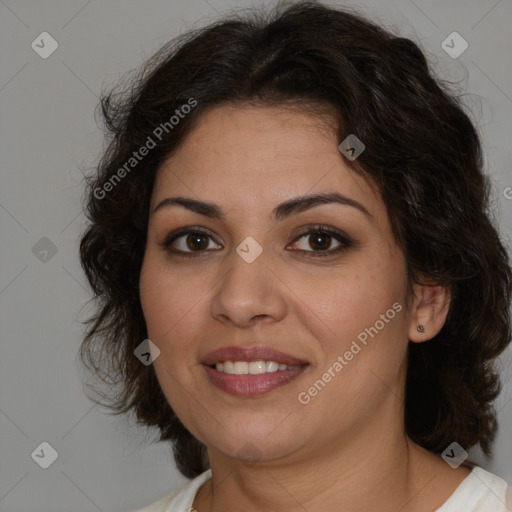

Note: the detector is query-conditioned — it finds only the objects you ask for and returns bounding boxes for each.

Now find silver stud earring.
[417,325,425,333]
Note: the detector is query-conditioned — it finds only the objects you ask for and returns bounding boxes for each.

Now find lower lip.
[201,364,309,397]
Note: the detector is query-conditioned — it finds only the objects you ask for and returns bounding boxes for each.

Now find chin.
[198,423,302,463]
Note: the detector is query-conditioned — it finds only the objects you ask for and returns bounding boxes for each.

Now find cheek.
[301,245,408,359]
[139,256,206,408]
[297,265,408,417]
[139,254,207,343]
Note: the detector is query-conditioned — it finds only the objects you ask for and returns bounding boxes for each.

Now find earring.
[417,325,425,333]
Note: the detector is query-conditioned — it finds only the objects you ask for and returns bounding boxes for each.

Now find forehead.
[152,104,383,219]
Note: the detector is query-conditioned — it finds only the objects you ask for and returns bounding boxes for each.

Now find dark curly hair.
[78,0,512,478]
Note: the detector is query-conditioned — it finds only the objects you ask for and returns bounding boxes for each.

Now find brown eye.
[160,228,222,256]
[288,225,353,257]
[185,233,209,251]
[307,232,333,251]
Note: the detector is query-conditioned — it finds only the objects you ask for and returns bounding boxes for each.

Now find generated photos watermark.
[93,97,198,200]
[298,301,403,404]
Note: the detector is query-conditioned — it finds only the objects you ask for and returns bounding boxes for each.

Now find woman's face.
[139,104,414,465]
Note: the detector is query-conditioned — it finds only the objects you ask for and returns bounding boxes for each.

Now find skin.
[139,105,471,512]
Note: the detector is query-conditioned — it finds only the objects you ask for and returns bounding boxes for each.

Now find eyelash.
[158,224,353,259]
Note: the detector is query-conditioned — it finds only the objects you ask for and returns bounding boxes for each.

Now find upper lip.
[201,346,309,366]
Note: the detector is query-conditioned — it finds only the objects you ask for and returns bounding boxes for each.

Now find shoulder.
[436,466,512,512]
[130,488,181,512]
[130,469,212,512]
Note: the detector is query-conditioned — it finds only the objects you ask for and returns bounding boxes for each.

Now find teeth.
[266,361,279,372]
[233,361,248,374]
[214,360,301,374]
[223,361,235,374]
[249,361,266,374]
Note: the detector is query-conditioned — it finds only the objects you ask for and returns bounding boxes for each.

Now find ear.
[408,283,451,343]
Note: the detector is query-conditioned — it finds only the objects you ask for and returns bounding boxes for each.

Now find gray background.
[1,0,511,510]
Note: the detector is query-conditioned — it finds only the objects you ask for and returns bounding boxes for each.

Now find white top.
[132,466,512,512]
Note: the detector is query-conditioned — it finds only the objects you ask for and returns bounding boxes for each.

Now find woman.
[78,2,512,510]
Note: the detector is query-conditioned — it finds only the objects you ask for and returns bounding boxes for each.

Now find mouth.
[200,345,309,397]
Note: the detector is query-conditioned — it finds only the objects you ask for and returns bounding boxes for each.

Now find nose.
[210,246,287,328]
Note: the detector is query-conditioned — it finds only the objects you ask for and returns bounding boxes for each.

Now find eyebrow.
[151,192,372,221]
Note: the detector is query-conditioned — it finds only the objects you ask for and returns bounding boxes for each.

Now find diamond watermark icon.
[31,441,58,469]
[134,339,161,365]
[441,441,468,469]
[236,236,263,263]
[441,32,468,59]
[32,237,58,263]
[31,32,59,59]
[339,134,365,161]
[236,442,262,464]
